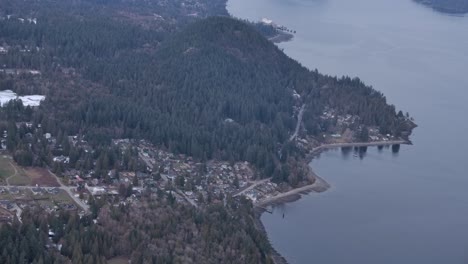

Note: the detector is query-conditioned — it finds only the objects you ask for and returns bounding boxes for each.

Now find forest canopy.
[0,12,411,183]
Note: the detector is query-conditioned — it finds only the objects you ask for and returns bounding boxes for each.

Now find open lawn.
[0,155,16,184]
[30,189,75,205]
[0,155,60,186]
[52,190,74,203]
[8,172,31,186]
[0,155,30,185]
[24,168,59,187]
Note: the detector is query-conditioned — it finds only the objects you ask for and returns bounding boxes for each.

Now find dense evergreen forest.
[0,195,272,264]
[0,8,411,184]
[414,0,468,13]
[0,0,416,262]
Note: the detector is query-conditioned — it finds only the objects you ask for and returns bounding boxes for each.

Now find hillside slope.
[1,14,411,184]
[77,17,410,181]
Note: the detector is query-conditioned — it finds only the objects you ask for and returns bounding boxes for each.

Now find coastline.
[225,2,414,263]
[268,31,294,43]
[256,139,409,208]
[253,139,410,264]
[255,170,329,208]
[253,208,289,264]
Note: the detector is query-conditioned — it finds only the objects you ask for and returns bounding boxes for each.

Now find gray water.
[227,0,468,263]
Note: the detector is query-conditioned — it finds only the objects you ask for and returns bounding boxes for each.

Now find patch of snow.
[0,90,45,107]
[18,95,45,106]
[261,18,273,25]
[0,90,17,106]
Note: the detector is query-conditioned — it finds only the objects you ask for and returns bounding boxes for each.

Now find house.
[108,170,116,179]
[28,70,41,75]
[9,187,19,194]
[61,203,77,210]
[87,186,106,196]
[32,187,46,195]
[0,200,14,210]
[47,188,60,195]
[136,172,149,179]
[53,156,69,164]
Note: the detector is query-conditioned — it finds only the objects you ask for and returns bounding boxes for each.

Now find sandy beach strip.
[255,170,330,207]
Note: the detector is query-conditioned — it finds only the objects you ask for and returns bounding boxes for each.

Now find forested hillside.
[0,8,411,184]
[0,0,416,262]
[414,0,468,13]
[0,196,272,264]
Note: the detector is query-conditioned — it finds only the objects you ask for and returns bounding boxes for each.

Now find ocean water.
[227,0,468,263]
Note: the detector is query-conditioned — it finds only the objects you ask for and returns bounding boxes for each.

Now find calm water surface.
[228,0,468,263]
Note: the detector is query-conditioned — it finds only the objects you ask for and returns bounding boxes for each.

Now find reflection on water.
[339,145,399,160]
[340,146,352,158]
[392,144,401,155]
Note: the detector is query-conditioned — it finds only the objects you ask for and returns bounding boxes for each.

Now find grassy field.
[8,171,31,185]
[30,189,74,203]
[0,155,31,185]
[0,155,16,184]
[24,168,59,186]
[0,155,59,186]
[0,189,29,200]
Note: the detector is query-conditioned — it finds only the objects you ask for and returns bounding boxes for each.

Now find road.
[1,156,88,211]
[233,178,271,197]
[139,152,154,169]
[48,170,90,213]
[138,150,197,207]
[176,190,198,208]
[289,104,306,142]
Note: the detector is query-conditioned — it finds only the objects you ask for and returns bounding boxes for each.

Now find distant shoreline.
[268,31,294,43]
[412,0,468,15]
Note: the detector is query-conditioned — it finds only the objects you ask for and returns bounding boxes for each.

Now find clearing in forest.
[0,155,30,185]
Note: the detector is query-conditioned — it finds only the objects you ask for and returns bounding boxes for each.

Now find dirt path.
[5,161,18,186]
